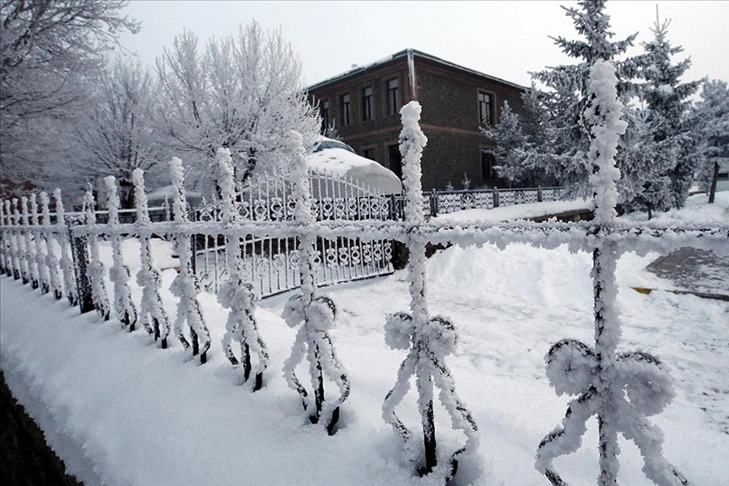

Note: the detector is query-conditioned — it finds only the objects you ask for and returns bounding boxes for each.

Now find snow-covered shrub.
[536,61,686,486]
[216,148,269,389]
[104,176,138,329]
[382,102,478,482]
[133,169,170,347]
[54,190,78,306]
[83,187,110,321]
[280,131,349,434]
[39,192,63,300]
[169,157,211,364]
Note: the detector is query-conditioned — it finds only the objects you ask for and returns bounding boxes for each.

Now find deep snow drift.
[1,193,728,486]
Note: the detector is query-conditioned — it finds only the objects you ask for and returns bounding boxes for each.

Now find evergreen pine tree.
[692,79,729,203]
[634,13,701,211]
[527,0,640,196]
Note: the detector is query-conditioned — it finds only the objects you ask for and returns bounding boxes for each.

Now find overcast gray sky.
[117,1,729,89]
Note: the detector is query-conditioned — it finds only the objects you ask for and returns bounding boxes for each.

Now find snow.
[1,194,728,485]
[308,144,402,196]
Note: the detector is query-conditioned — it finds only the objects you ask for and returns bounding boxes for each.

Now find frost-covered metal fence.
[428,185,567,215]
[2,61,727,486]
[190,169,396,296]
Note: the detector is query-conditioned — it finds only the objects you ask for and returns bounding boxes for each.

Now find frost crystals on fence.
[133,169,171,347]
[535,61,687,486]
[216,148,269,390]
[383,101,479,482]
[83,186,111,321]
[39,192,64,300]
[169,157,211,364]
[104,176,138,330]
[54,190,78,306]
[281,131,350,435]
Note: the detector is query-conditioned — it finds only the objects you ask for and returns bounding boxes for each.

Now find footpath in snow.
[1,193,728,486]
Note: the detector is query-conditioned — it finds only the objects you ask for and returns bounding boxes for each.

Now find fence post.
[67,215,94,314]
[493,188,500,208]
[430,189,438,217]
[537,186,543,202]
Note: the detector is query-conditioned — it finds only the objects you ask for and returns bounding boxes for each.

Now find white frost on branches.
[104,176,138,329]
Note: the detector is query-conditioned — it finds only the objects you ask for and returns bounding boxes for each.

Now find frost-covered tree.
[0,0,139,188]
[485,94,560,188]
[72,58,168,208]
[624,14,701,214]
[522,0,640,197]
[155,21,320,194]
[691,79,729,204]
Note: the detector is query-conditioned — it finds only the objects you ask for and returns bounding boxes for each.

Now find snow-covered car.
[308,137,402,197]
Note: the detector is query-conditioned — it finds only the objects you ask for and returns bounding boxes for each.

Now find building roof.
[306,48,526,93]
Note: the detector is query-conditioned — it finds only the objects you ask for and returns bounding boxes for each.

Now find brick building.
[306,48,526,191]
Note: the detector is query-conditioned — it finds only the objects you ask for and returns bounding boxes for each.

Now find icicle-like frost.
[83,188,110,321]
[4,200,20,280]
[54,190,78,306]
[382,102,478,482]
[536,61,686,486]
[216,148,269,389]
[13,199,28,283]
[104,176,138,330]
[39,192,63,299]
[281,131,349,433]
[169,157,211,363]
[133,169,170,346]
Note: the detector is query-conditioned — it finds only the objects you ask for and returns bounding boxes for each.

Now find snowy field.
[1,193,728,486]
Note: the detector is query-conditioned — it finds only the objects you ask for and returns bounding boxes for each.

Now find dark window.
[481,149,496,180]
[478,91,494,126]
[340,93,350,126]
[718,172,729,181]
[388,144,402,179]
[362,148,376,161]
[320,100,330,132]
[362,87,373,121]
[386,79,399,115]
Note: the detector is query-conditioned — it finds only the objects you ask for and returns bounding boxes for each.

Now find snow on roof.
[307,48,526,92]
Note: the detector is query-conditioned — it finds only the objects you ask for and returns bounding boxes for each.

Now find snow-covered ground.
[1,193,728,486]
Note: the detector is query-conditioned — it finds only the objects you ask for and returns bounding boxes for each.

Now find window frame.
[361,86,373,121]
[386,78,399,116]
[340,93,351,127]
[480,148,497,181]
[478,90,495,127]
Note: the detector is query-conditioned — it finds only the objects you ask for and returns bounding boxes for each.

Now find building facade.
[307,49,526,191]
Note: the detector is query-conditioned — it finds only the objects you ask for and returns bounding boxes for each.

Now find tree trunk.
[708,161,719,204]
